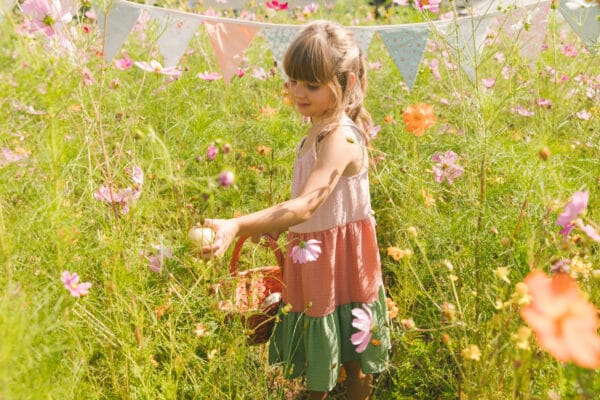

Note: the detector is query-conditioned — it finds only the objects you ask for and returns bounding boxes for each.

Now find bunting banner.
[96,1,141,62]
[205,21,259,82]
[146,8,203,67]
[380,25,431,90]
[90,0,599,89]
[558,0,600,53]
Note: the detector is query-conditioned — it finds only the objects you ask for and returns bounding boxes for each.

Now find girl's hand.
[201,218,240,258]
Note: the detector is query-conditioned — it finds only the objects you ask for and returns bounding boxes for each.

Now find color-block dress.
[269,118,390,392]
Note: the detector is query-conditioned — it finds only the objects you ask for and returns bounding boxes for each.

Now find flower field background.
[1,0,600,398]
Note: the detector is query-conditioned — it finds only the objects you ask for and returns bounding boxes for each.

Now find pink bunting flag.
[205,21,259,83]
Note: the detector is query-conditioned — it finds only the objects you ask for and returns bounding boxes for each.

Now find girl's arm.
[202,127,362,257]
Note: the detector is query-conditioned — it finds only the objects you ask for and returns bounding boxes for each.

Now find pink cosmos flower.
[291,239,322,264]
[0,147,30,166]
[556,191,600,242]
[235,68,245,78]
[369,125,381,140]
[218,171,234,187]
[198,71,222,81]
[147,244,173,273]
[82,68,95,86]
[21,0,77,37]
[134,60,181,78]
[511,106,534,117]
[114,56,133,70]
[207,144,218,161]
[561,44,578,58]
[350,304,373,353]
[432,150,464,184]
[414,0,441,13]
[61,271,92,297]
[252,68,268,80]
[426,58,441,81]
[368,61,383,70]
[482,78,495,88]
[94,165,143,214]
[265,0,288,11]
[576,109,591,120]
[536,98,552,109]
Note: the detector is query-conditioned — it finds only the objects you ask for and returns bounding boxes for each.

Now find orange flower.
[402,103,437,136]
[260,105,276,116]
[520,271,600,369]
[386,246,413,261]
[256,145,271,156]
[384,115,394,124]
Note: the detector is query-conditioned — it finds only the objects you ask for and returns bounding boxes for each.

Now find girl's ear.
[346,72,357,91]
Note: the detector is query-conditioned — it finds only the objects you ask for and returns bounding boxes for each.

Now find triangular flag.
[96,0,141,62]
[379,26,431,90]
[347,28,375,55]
[558,0,600,54]
[442,14,494,81]
[205,21,259,83]
[0,0,16,21]
[145,9,202,67]
[498,2,551,61]
[262,25,302,74]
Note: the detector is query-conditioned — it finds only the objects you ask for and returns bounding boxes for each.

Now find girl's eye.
[307,84,319,90]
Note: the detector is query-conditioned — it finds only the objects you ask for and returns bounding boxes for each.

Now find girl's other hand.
[201,218,239,258]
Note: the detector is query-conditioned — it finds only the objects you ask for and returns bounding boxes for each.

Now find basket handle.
[228,234,285,274]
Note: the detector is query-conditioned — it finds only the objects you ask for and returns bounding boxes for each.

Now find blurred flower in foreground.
[431,150,464,184]
[61,270,91,297]
[387,246,413,261]
[556,190,600,242]
[291,239,322,264]
[207,144,218,161]
[461,344,481,361]
[21,0,76,37]
[520,270,600,369]
[198,71,221,81]
[135,60,181,78]
[414,0,441,12]
[402,103,436,136]
[218,170,234,187]
[350,304,373,353]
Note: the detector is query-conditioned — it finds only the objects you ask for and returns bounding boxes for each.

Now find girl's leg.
[343,360,372,400]
[307,391,328,400]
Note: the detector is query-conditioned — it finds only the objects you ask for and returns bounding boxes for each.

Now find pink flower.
[82,68,95,86]
[218,170,234,187]
[520,271,600,369]
[207,144,218,161]
[134,60,181,78]
[536,98,552,109]
[94,166,143,214]
[561,44,578,58]
[21,0,76,37]
[235,68,245,78]
[252,67,268,80]
[147,244,173,273]
[511,106,534,117]
[198,71,222,81]
[555,191,600,242]
[291,239,322,264]
[369,125,381,140]
[482,78,495,88]
[576,109,591,120]
[350,304,373,353]
[414,0,441,13]
[427,58,441,81]
[432,150,464,184]
[61,271,92,297]
[265,0,288,11]
[114,56,133,70]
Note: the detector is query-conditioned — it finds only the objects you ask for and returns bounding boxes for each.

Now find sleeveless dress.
[268,118,390,392]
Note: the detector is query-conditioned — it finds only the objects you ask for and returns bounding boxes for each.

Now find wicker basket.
[214,235,284,345]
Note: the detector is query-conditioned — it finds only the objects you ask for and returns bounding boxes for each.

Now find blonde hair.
[283,20,372,143]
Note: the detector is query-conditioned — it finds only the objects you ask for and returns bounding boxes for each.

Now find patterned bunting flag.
[96,1,141,62]
[441,14,494,81]
[145,9,202,67]
[347,28,376,56]
[380,25,431,90]
[205,21,259,83]
[558,0,600,53]
[262,25,302,75]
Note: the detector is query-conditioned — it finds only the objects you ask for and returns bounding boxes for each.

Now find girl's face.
[287,79,336,123]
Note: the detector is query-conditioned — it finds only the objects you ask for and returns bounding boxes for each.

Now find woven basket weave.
[215,235,284,345]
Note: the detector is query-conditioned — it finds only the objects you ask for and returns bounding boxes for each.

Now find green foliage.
[1,0,600,399]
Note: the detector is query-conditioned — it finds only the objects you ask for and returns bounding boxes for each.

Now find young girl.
[202,20,390,400]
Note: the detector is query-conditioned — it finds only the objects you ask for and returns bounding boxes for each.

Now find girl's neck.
[309,111,347,136]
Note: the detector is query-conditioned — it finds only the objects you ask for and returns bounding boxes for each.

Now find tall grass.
[1,0,599,398]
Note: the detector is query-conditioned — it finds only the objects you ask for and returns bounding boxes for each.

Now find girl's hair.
[283,20,372,143]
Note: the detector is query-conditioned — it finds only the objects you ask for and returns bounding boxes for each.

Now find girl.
[202,20,390,400]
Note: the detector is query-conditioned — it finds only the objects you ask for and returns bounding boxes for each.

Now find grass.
[1,0,600,398]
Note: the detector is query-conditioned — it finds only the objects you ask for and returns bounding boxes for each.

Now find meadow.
[1,0,600,398]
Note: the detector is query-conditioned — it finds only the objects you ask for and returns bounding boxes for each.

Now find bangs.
[283,34,335,83]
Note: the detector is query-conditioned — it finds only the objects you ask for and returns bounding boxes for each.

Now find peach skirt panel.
[282,217,383,318]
